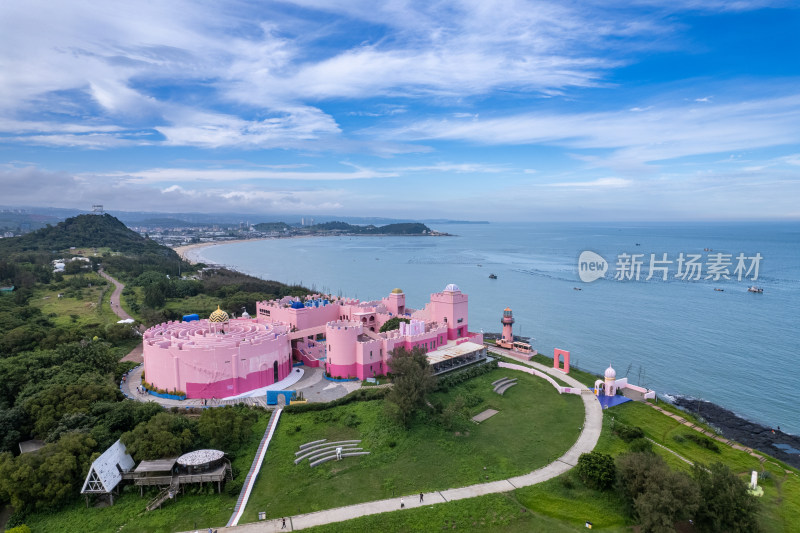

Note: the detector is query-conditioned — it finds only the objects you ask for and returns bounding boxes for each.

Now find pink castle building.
[142,284,485,399]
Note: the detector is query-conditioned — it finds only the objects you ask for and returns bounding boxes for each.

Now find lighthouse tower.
[501,307,515,344]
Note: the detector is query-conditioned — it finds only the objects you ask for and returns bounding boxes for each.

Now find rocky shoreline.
[671,396,800,469]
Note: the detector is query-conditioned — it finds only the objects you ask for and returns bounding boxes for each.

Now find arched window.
[273,361,279,383]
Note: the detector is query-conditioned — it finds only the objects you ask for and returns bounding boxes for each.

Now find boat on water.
[748,286,764,293]
[489,273,497,279]
[573,287,582,291]
[714,288,724,292]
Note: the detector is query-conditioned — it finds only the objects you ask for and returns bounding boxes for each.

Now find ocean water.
[196,222,800,434]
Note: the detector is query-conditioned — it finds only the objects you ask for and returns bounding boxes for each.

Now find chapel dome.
[391,288,404,294]
[443,283,461,292]
[209,306,229,323]
[604,365,616,379]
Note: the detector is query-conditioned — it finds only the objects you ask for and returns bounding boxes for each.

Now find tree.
[634,469,699,533]
[198,405,258,452]
[693,462,760,533]
[384,346,436,427]
[0,431,96,512]
[22,381,118,439]
[577,451,616,491]
[616,452,699,533]
[379,316,411,333]
[120,412,195,461]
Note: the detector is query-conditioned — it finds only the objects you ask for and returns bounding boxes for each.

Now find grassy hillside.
[0,214,175,257]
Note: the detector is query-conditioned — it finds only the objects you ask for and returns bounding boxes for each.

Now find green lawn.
[163,293,223,318]
[303,492,614,533]
[30,272,116,329]
[21,413,271,533]
[241,368,585,522]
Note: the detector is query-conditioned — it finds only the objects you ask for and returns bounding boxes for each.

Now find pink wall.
[258,302,340,330]
[143,318,292,399]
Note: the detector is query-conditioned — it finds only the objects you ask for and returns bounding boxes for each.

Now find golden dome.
[209,306,229,323]
[391,288,404,294]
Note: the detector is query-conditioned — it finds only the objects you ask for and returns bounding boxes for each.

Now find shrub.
[629,438,653,453]
[614,422,645,442]
[576,451,616,491]
[226,478,244,496]
[5,525,32,533]
[684,433,720,453]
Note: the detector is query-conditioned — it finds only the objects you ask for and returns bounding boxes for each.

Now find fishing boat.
[747,286,764,293]
[489,273,497,279]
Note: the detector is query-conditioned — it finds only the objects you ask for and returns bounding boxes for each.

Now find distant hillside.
[303,221,432,235]
[253,222,292,232]
[0,214,178,258]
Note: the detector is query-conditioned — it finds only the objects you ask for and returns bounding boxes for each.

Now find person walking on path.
[420,492,424,503]
[281,517,286,529]
[400,498,405,509]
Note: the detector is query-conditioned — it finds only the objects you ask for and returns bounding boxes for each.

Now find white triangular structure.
[81,440,135,495]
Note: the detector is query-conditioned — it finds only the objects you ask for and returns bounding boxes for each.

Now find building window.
[457,318,463,323]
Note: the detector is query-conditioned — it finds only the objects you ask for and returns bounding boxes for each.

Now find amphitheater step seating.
[294,439,361,457]
[310,451,371,468]
[295,444,362,465]
[493,377,518,395]
[299,439,327,450]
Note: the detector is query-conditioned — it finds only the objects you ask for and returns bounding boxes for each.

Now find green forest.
[0,214,308,530]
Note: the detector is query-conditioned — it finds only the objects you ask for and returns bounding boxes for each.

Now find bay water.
[195,222,800,434]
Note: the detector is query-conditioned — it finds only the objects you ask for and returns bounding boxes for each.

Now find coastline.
[174,238,271,264]
[174,232,448,265]
[670,396,800,469]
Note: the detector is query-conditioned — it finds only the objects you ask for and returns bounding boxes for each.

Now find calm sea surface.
[196,222,800,434]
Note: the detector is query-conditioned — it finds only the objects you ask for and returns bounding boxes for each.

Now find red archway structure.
[553,348,570,373]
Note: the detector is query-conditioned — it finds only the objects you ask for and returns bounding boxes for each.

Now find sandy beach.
[174,238,273,264]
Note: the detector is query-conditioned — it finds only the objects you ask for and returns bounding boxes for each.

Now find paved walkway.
[120,364,359,409]
[187,348,603,532]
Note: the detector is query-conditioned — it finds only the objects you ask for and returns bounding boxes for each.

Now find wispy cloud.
[549,177,632,188]
[380,94,800,171]
[95,166,399,184]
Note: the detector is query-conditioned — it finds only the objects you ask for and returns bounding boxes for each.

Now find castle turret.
[501,307,514,343]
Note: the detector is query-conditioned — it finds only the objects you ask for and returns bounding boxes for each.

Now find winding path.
[98,268,132,321]
[193,351,603,532]
[98,268,143,363]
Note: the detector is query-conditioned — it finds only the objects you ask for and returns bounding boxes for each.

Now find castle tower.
[501,307,514,343]
[604,365,617,396]
[430,284,469,340]
[387,288,406,316]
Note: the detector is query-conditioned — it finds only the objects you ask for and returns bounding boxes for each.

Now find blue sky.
[1,1,799,221]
